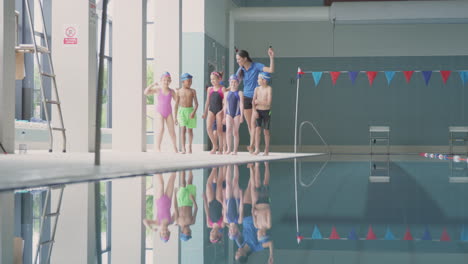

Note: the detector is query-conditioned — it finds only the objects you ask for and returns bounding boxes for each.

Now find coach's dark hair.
[236,50,252,79]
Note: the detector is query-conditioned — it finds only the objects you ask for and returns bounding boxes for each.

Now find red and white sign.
[63,25,79,46]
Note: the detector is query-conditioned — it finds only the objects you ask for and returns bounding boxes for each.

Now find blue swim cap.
[181,73,193,81]
[229,74,239,82]
[258,235,271,243]
[180,233,192,241]
[259,72,271,81]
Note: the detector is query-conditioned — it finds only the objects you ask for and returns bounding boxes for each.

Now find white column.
[51,184,96,264]
[52,0,97,152]
[0,0,16,153]
[0,191,14,264]
[112,0,147,152]
[111,177,146,264]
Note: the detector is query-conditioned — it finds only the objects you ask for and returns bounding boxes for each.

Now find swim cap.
[181,73,193,81]
[211,71,222,79]
[180,233,192,241]
[229,74,239,82]
[161,72,171,79]
[259,72,271,81]
[160,236,169,243]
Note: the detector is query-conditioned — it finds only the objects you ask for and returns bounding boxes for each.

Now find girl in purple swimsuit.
[144,72,178,153]
[202,72,227,154]
[143,173,177,242]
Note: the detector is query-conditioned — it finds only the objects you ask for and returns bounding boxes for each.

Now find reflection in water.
[176,170,198,242]
[204,167,225,243]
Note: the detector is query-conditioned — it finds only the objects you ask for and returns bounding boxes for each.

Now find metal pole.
[294,74,300,154]
[294,158,299,242]
[95,0,109,165]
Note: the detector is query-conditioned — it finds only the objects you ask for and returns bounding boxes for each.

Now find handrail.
[298,156,330,187]
[298,121,331,155]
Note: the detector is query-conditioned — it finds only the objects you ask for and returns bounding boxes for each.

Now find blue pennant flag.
[422,71,432,86]
[312,72,323,86]
[312,225,323,239]
[421,225,432,241]
[385,71,396,85]
[348,228,359,240]
[461,225,468,241]
[348,71,359,85]
[459,71,468,86]
[384,226,395,240]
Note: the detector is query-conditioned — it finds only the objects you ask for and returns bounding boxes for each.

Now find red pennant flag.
[330,72,341,86]
[403,71,414,83]
[329,226,340,240]
[440,228,451,241]
[403,228,413,240]
[366,225,377,240]
[366,71,378,86]
[440,71,451,84]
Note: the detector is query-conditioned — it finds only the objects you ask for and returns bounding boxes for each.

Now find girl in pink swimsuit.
[143,173,176,242]
[144,72,178,153]
[202,72,227,154]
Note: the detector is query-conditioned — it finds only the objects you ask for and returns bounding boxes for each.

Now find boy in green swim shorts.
[175,73,199,154]
[174,170,198,241]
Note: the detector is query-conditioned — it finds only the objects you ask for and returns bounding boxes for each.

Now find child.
[174,170,198,241]
[252,72,272,156]
[223,75,244,155]
[175,73,199,154]
[224,165,243,241]
[143,173,177,242]
[144,72,178,153]
[251,162,271,244]
[203,167,225,243]
[202,72,227,154]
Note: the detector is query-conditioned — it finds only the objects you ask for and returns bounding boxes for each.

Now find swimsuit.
[212,119,226,132]
[177,184,197,207]
[256,109,271,130]
[178,107,197,129]
[226,198,240,224]
[208,87,224,115]
[156,90,172,118]
[208,199,223,226]
[255,185,270,205]
[156,195,172,223]
[226,91,241,118]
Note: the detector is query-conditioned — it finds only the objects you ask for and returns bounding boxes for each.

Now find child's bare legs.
[249,117,256,153]
[233,116,241,155]
[251,163,260,204]
[215,112,224,155]
[263,129,270,156]
[155,173,165,200]
[187,170,193,185]
[180,126,187,154]
[165,172,177,198]
[225,165,233,199]
[254,126,261,155]
[188,128,193,153]
[180,170,186,188]
[165,114,178,153]
[216,166,225,203]
[206,168,217,203]
[206,112,218,154]
[263,162,270,186]
[233,165,241,199]
[155,114,165,152]
[244,108,254,153]
[225,116,234,154]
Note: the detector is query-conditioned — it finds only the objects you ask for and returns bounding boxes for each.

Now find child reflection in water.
[174,170,198,241]
[235,163,274,264]
[143,173,177,242]
[204,167,226,243]
[224,165,244,241]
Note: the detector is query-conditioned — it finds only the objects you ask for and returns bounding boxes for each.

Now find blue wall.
[238,56,468,146]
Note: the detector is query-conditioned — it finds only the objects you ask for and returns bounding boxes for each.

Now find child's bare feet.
[247,145,254,154]
[231,152,237,155]
[247,163,254,168]
[188,146,192,154]
[225,151,231,155]
[210,146,218,154]
[253,149,260,155]
[262,151,269,156]
[181,147,186,154]
[156,147,162,152]
[174,148,179,154]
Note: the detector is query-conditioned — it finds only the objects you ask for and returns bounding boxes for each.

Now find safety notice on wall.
[63,24,79,46]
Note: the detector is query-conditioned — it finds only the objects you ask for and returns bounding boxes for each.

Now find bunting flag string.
[440,228,451,241]
[329,226,341,240]
[297,69,468,87]
[366,225,377,240]
[403,227,414,241]
[312,225,323,239]
[384,226,396,240]
[421,225,432,241]
[348,228,359,240]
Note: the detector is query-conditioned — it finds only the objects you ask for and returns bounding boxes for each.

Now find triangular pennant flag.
[461,225,468,241]
[422,71,432,86]
[421,225,432,241]
[440,227,451,241]
[366,71,378,86]
[297,67,305,79]
[440,71,451,84]
[366,225,377,240]
[385,71,396,85]
[348,228,359,240]
[403,71,414,83]
[330,72,341,86]
[312,225,323,239]
[312,72,323,86]
[348,71,359,85]
[329,226,340,240]
[384,226,395,240]
[459,71,468,86]
[403,227,413,240]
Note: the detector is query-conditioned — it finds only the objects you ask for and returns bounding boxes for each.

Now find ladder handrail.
[298,155,330,187]
[298,121,331,155]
